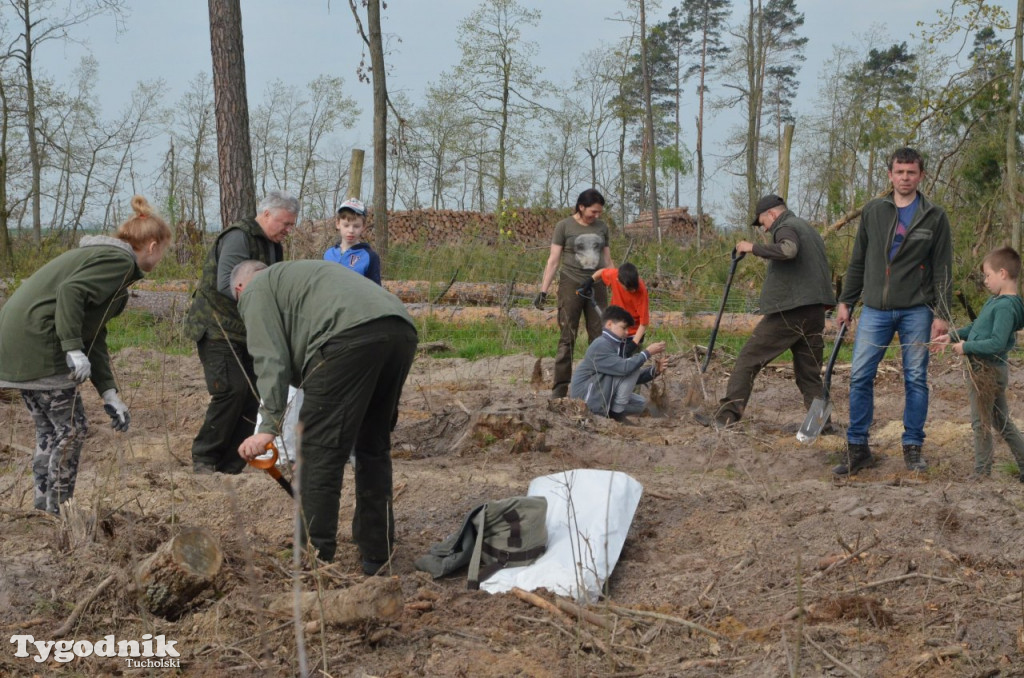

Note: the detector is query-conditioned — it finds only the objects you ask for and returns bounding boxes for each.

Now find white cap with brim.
[337,198,366,216]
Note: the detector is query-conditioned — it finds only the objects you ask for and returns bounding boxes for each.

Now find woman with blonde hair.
[0,195,172,514]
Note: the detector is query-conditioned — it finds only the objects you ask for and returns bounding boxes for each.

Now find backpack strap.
[467,503,487,590]
[467,505,547,589]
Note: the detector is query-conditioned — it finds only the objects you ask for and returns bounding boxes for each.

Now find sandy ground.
[2,343,1024,677]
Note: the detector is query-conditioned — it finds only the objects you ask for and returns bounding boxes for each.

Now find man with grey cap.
[696,194,836,427]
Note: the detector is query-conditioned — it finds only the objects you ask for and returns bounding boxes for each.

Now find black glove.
[533,291,547,310]
[577,279,595,296]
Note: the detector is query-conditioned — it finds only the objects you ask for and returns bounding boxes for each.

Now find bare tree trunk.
[696,26,709,249]
[778,122,795,201]
[0,76,13,271]
[639,0,660,244]
[209,0,257,228]
[367,0,389,265]
[20,1,41,242]
[745,0,765,226]
[347,149,365,199]
[1009,0,1024,251]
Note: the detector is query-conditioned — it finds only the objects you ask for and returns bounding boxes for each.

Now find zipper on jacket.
[882,210,897,308]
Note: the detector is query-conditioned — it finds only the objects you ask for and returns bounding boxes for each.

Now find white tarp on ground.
[254,386,303,463]
[480,469,643,603]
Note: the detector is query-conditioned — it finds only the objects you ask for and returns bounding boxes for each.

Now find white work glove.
[101,389,131,432]
[65,350,91,383]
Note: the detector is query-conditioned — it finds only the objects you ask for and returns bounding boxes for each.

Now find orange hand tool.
[247,442,294,497]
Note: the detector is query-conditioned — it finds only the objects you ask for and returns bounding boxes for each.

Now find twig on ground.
[511,588,624,665]
[839,572,963,595]
[808,536,880,583]
[802,631,863,678]
[606,603,730,643]
[0,507,59,522]
[910,645,964,671]
[553,596,614,630]
[53,573,117,637]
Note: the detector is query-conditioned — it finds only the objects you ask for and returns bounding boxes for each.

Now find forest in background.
[0,0,1021,278]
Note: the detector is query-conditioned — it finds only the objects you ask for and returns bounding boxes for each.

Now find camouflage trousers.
[21,388,88,514]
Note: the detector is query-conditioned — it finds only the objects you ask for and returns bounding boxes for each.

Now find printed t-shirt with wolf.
[552,217,610,286]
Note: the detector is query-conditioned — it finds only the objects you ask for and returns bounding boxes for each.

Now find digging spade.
[685,248,745,409]
[248,442,295,497]
[796,322,847,444]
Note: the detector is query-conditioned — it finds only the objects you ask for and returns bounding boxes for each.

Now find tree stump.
[135,527,222,620]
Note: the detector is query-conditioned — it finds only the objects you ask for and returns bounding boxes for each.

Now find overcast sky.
[36,0,1018,218]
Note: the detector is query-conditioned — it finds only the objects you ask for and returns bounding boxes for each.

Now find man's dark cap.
[752,194,785,225]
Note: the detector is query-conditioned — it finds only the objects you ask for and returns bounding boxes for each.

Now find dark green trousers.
[553,276,606,392]
[298,316,418,562]
[192,336,258,474]
[718,304,826,421]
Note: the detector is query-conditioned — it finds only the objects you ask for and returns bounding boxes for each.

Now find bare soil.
[2,338,1024,677]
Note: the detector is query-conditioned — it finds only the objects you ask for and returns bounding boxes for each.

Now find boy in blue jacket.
[324,198,381,285]
[935,246,1024,480]
[569,305,667,423]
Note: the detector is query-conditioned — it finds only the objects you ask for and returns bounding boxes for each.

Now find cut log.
[135,527,223,620]
[402,304,761,333]
[269,576,402,626]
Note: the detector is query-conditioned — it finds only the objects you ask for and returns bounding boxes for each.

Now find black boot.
[902,444,928,471]
[609,410,636,426]
[833,443,876,476]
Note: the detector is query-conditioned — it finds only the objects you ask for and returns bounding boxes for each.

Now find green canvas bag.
[414,496,548,589]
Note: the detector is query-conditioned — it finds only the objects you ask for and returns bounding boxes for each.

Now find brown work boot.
[832,443,877,476]
[902,444,928,471]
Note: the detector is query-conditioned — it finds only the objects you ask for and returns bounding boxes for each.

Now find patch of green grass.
[107,310,192,355]
[996,461,1021,479]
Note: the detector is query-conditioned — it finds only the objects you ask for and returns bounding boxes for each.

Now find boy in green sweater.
[935,246,1024,481]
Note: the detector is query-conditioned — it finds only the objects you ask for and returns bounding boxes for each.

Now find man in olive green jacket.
[698,195,836,427]
[184,191,296,474]
[233,260,418,575]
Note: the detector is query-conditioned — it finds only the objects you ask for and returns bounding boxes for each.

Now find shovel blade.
[796,397,832,444]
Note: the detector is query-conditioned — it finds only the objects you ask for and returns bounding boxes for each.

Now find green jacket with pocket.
[0,236,141,393]
[838,191,953,319]
[237,260,415,435]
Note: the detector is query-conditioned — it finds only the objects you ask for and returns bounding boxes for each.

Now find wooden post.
[347,149,365,200]
[135,527,223,620]
[778,122,795,201]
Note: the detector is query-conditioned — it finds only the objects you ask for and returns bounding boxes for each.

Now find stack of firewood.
[625,207,699,242]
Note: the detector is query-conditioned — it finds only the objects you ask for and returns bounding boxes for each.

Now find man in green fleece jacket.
[934,247,1024,481]
[232,260,418,575]
[835,147,953,475]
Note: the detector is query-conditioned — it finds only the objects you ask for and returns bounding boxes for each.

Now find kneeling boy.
[570,305,667,422]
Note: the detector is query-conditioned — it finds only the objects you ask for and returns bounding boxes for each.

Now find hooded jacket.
[323,241,382,285]
[569,329,657,415]
[0,235,141,393]
[838,191,953,318]
[954,294,1024,363]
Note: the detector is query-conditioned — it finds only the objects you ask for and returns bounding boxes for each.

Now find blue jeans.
[847,305,932,446]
